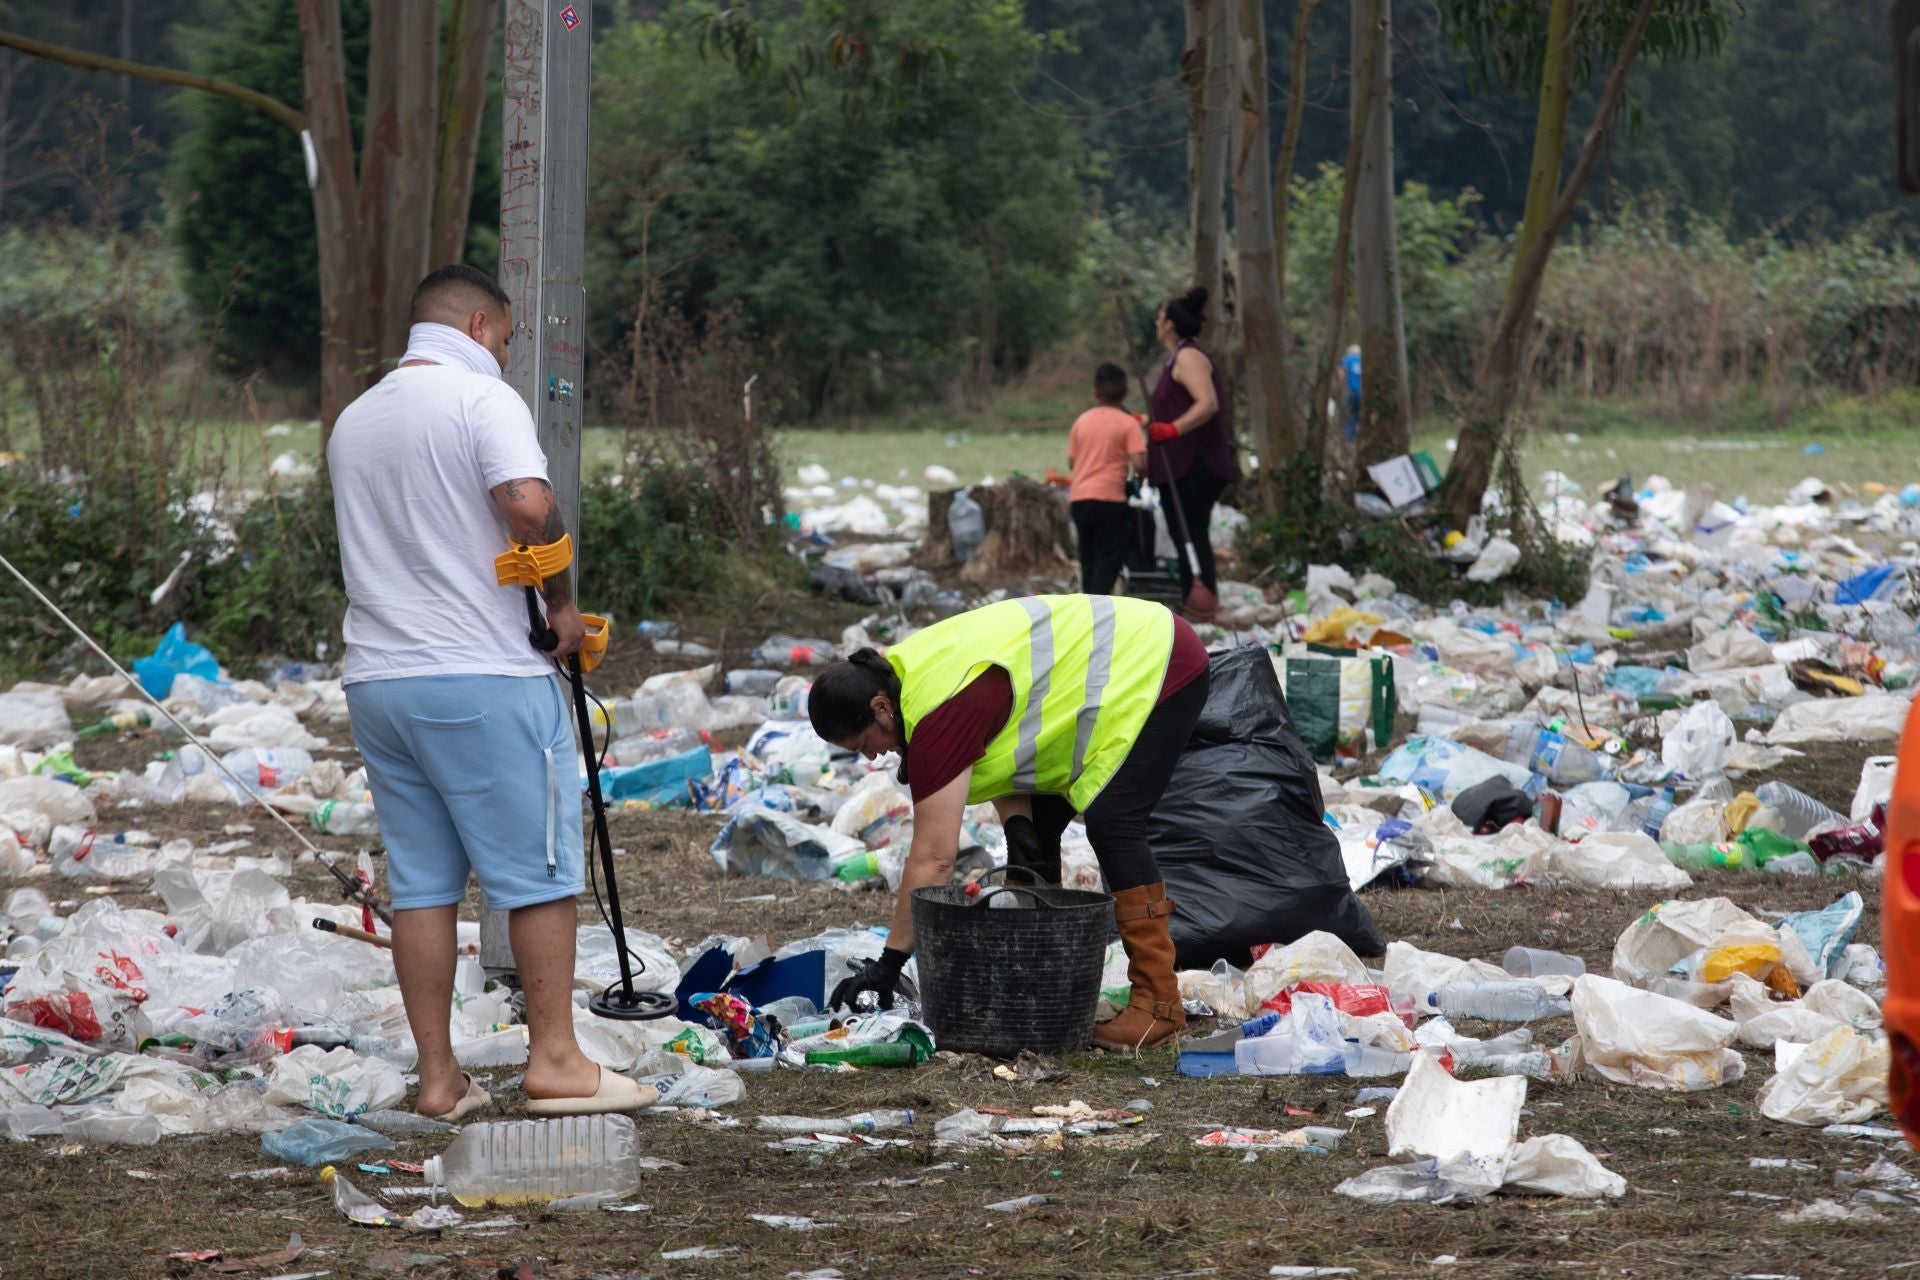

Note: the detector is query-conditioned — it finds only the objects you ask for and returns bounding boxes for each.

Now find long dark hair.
[1161,284,1209,341]
[808,648,901,742]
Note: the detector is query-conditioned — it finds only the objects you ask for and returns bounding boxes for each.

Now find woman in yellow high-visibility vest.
[807,594,1210,1052]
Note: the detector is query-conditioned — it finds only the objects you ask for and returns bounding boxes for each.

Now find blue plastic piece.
[598,746,713,807]
[1835,565,1896,607]
[260,1116,393,1167]
[131,623,220,699]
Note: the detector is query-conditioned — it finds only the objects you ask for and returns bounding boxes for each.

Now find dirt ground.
[0,712,1911,1279]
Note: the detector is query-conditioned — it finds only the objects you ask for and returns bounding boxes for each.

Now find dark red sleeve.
[1156,616,1210,704]
[903,667,1015,802]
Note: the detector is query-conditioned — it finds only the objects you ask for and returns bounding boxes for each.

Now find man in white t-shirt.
[329,265,653,1120]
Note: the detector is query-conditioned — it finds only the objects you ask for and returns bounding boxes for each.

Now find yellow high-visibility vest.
[887,595,1175,811]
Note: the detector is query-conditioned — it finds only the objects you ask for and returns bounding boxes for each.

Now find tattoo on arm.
[501,478,527,503]
[536,500,573,607]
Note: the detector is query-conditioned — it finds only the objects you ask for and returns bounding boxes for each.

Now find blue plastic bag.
[131,623,221,699]
[599,746,712,808]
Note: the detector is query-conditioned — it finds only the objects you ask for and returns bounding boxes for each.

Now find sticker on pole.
[560,4,580,29]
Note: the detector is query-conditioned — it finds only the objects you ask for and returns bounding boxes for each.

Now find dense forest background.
[0,0,1909,416]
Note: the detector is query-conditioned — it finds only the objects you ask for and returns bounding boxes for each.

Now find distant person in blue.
[1341,345,1362,442]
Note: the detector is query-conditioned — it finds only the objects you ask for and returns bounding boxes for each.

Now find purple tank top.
[1147,341,1238,484]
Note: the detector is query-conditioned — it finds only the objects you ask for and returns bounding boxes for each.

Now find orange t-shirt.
[1067,405,1143,504]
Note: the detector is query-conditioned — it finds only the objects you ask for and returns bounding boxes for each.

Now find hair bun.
[1181,285,1209,311]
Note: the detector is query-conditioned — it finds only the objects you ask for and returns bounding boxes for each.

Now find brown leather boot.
[1091,883,1186,1052]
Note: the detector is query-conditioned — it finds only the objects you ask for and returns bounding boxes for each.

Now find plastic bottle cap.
[423,1155,442,1187]
[320,1165,337,1183]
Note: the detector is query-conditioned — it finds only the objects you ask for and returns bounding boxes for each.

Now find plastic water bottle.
[753,1110,915,1135]
[1426,981,1570,1022]
[424,1115,644,1206]
[1636,789,1675,840]
[1502,946,1585,979]
[750,636,841,668]
[756,997,819,1025]
[1753,781,1846,840]
[723,669,783,697]
[50,827,160,879]
[607,727,702,767]
[1501,725,1605,785]
[310,800,379,836]
[218,746,314,798]
[1472,1051,1556,1080]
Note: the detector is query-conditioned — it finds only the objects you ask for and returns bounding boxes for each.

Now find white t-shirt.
[328,364,558,685]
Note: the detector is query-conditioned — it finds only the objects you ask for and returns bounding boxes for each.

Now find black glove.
[1003,814,1061,887]
[829,947,911,1012]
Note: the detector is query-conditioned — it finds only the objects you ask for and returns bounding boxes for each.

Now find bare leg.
[991,796,1033,824]
[391,904,465,1116]
[512,897,601,1100]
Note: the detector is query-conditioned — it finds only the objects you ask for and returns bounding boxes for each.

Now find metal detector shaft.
[564,652,638,1000]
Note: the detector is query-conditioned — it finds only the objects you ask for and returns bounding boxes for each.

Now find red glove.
[1147,421,1181,444]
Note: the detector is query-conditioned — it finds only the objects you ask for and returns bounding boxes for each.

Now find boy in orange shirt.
[1067,362,1148,594]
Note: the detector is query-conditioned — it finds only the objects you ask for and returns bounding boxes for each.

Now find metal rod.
[0,549,392,926]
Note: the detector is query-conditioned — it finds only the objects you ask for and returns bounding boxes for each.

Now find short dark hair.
[1093,363,1128,404]
[410,264,511,326]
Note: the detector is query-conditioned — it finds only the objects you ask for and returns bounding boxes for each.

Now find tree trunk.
[1231,0,1290,505]
[1444,0,1655,527]
[1183,0,1231,337]
[1351,0,1412,473]
[360,0,439,366]
[1304,5,1384,463]
[1271,0,1320,453]
[295,0,369,443]
[959,479,1075,585]
[432,0,497,268]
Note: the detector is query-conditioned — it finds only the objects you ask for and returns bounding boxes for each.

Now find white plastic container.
[424,1114,641,1206]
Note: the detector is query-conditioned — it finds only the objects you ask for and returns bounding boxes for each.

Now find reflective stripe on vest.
[889,594,1174,811]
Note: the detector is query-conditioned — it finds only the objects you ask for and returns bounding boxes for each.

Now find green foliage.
[1240,453,1589,606]
[589,0,1086,414]
[1435,0,1734,96]
[171,0,365,382]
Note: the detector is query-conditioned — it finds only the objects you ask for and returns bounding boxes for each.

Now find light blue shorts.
[345,673,584,911]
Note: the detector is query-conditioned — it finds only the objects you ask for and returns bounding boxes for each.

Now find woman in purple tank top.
[1144,285,1239,613]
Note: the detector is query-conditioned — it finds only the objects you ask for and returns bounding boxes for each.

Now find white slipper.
[524,1066,659,1117]
[424,1072,493,1123]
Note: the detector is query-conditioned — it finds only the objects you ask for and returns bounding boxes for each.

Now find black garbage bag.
[1150,644,1386,968]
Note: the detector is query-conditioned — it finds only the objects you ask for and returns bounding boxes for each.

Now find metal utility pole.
[482,0,592,978]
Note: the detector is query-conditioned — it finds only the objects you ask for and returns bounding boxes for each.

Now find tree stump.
[960,477,1074,585]
[917,488,959,570]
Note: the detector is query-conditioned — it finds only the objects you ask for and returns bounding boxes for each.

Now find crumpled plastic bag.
[1243,932,1368,1007]
[1571,974,1745,1090]
[829,772,912,851]
[1661,701,1735,778]
[1465,537,1521,583]
[1660,798,1727,844]
[1178,960,1252,1021]
[1777,892,1864,980]
[1686,628,1773,672]
[1757,1025,1889,1126]
[0,690,72,748]
[1386,1051,1526,1194]
[155,865,293,955]
[0,775,96,833]
[1382,941,1506,1006]
[263,1044,406,1117]
[1728,974,1882,1048]
[1334,1155,1497,1205]
[1611,896,1762,987]
[1502,1134,1626,1199]
[710,804,863,879]
[1550,830,1692,892]
[1766,694,1910,745]
[1420,820,1559,890]
[1376,736,1537,805]
[203,703,325,752]
[575,926,679,996]
[1414,621,1519,678]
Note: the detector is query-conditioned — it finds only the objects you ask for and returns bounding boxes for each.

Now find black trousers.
[1014,669,1211,893]
[1168,466,1228,597]
[1071,499,1134,596]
